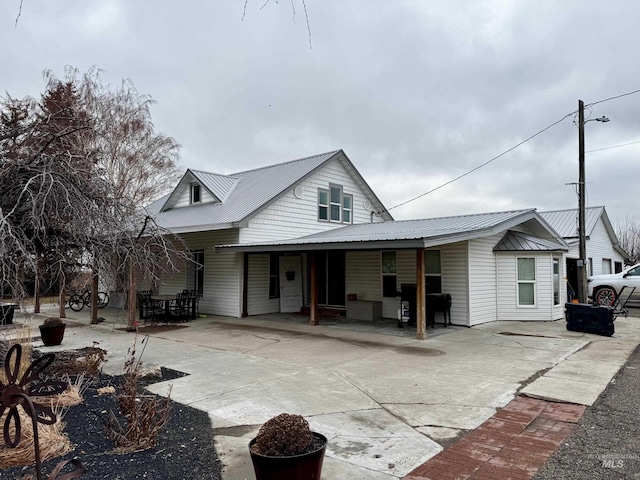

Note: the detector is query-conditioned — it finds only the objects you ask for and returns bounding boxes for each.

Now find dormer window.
[318,184,353,224]
[190,184,201,204]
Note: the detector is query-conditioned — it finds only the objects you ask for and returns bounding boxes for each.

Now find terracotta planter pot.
[39,324,66,346]
[249,432,327,480]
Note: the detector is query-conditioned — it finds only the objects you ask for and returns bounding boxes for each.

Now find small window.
[318,189,329,221]
[381,251,397,297]
[602,258,612,275]
[588,258,593,276]
[269,253,280,299]
[553,257,560,306]
[615,262,623,273]
[190,184,201,204]
[342,194,352,224]
[424,250,442,294]
[517,258,535,306]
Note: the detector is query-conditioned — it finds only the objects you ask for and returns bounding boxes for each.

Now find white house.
[539,207,628,300]
[148,150,572,337]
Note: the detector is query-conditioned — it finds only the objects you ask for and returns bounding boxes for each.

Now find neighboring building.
[539,207,628,300]
[148,150,570,330]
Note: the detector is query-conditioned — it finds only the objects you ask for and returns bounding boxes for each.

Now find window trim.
[517,257,536,307]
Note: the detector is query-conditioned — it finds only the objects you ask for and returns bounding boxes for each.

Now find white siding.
[246,253,280,315]
[585,217,626,275]
[159,229,241,317]
[496,253,563,321]
[240,158,379,243]
[467,234,501,325]
[344,246,469,325]
[441,242,469,326]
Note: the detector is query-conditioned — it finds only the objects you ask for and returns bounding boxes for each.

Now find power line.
[387,110,576,212]
[586,139,640,153]
[385,87,640,213]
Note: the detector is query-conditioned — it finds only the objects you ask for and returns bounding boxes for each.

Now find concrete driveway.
[18,306,640,480]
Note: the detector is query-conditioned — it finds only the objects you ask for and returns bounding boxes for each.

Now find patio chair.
[137,292,164,323]
[168,293,191,322]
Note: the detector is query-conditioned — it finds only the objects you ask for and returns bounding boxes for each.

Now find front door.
[316,251,346,307]
[279,256,303,313]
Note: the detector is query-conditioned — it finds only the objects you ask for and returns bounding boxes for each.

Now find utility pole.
[578,100,587,303]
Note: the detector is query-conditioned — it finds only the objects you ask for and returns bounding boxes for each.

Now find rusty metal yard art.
[0,343,86,479]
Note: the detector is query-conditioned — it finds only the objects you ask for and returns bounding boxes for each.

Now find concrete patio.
[5,304,639,480]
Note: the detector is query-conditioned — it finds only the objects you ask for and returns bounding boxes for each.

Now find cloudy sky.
[1,1,639,223]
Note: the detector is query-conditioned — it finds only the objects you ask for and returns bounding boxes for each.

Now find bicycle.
[65,288,109,311]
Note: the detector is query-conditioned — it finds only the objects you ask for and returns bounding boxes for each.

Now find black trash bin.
[0,303,17,325]
[565,302,614,337]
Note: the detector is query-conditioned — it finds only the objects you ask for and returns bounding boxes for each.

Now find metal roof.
[216,209,560,252]
[494,231,567,252]
[539,206,603,239]
[539,206,629,260]
[146,150,391,233]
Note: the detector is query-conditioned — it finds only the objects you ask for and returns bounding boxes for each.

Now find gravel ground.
[535,342,640,479]
[2,368,223,480]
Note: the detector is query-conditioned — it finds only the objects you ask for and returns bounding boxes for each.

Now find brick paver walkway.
[404,396,586,480]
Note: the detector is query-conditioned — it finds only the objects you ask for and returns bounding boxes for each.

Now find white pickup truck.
[588,263,640,306]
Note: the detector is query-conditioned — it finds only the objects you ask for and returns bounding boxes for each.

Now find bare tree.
[0,68,188,329]
[616,215,640,265]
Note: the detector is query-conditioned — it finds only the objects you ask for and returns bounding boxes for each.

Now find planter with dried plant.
[39,317,66,346]
[249,413,327,480]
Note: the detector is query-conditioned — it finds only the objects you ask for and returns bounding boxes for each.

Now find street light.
[577,100,609,303]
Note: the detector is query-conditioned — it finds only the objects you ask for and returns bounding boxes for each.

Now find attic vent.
[294,186,304,199]
[363,199,371,210]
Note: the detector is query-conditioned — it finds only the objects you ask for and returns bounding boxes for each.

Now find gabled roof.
[494,231,567,252]
[217,209,567,252]
[146,150,391,233]
[539,206,629,260]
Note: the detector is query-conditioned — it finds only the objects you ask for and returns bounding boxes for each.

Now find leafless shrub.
[251,413,313,456]
[106,336,171,452]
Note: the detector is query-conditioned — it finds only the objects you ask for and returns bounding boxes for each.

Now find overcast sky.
[2,1,639,223]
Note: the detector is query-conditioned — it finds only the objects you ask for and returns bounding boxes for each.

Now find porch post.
[309,251,319,325]
[241,252,249,317]
[416,248,427,340]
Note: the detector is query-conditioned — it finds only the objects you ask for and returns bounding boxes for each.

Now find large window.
[318,185,353,224]
[269,253,280,299]
[517,258,535,306]
[424,250,442,294]
[381,251,397,297]
[553,257,560,306]
[187,250,204,295]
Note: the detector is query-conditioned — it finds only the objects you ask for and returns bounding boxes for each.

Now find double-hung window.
[187,250,205,296]
[424,250,442,294]
[517,257,535,306]
[318,185,353,224]
[381,251,397,297]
